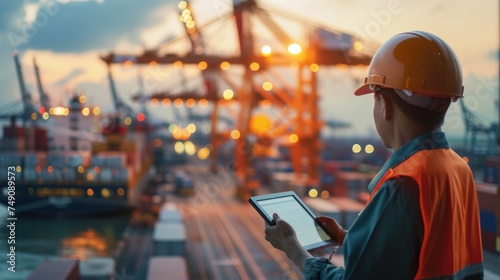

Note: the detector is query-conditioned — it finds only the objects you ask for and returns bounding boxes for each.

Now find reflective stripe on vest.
[368,148,483,279]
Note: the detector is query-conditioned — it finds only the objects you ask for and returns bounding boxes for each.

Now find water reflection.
[0,207,129,279]
[61,229,108,260]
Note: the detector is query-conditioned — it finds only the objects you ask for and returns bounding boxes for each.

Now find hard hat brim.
[354,84,374,96]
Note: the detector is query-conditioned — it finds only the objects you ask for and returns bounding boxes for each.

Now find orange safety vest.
[369,148,483,279]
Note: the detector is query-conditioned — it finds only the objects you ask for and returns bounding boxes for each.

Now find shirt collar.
[368,130,449,193]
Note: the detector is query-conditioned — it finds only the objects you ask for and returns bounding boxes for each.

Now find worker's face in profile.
[373,92,391,148]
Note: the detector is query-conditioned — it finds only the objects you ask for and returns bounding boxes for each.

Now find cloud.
[6,0,177,53]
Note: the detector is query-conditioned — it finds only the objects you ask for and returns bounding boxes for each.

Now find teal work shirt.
[304,131,450,279]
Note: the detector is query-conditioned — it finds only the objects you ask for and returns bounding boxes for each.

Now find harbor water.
[0,206,129,280]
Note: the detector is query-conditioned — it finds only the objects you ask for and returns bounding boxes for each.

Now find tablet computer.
[248,191,335,251]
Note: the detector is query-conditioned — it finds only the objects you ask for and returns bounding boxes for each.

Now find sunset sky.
[0,0,498,138]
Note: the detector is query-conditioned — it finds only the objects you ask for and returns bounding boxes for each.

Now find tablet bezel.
[248,191,335,251]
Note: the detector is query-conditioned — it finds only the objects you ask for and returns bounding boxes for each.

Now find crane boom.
[13,51,35,122]
[106,64,133,117]
[33,57,51,110]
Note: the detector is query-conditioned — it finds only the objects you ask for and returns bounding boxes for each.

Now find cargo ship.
[0,95,153,218]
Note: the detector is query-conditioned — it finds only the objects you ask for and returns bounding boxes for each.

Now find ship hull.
[1,197,134,219]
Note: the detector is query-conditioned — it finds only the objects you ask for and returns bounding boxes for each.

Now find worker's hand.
[265,213,315,272]
[264,213,301,255]
[315,216,347,245]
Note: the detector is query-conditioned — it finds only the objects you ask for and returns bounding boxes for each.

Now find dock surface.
[113,162,500,280]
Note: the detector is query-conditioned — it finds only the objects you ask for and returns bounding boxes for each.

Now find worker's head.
[354,31,463,144]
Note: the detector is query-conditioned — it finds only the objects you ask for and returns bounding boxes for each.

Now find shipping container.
[147,257,187,280]
[153,223,186,256]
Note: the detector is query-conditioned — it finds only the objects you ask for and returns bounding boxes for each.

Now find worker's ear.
[380,93,393,120]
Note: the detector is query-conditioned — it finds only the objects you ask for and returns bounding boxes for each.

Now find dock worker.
[264,31,484,279]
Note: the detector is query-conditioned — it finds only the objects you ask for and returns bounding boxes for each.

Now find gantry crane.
[106,65,135,118]
[0,52,40,151]
[101,0,375,200]
[460,98,498,155]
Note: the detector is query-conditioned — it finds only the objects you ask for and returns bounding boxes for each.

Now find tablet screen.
[254,193,332,250]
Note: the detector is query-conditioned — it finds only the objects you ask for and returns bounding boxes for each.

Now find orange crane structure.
[101,0,376,200]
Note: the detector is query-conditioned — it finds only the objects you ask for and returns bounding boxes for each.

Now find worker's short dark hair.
[378,88,448,127]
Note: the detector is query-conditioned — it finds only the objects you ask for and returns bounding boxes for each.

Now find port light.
[101,188,110,198]
[178,1,187,9]
[186,98,195,108]
[230,130,240,140]
[261,45,272,57]
[288,43,302,55]
[220,61,230,70]
[197,147,210,160]
[137,113,145,122]
[174,98,183,108]
[162,98,171,107]
[308,188,318,198]
[310,63,320,72]
[184,141,196,156]
[199,99,208,108]
[186,124,196,133]
[82,107,90,116]
[365,144,374,154]
[258,100,271,109]
[186,19,195,27]
[320,190,330,199]
[289,133,299,143]
[117,188,125,196]
[174,61,183,69]
[52,106,68,116]
[250,114,271,135]
[354,41,363,51]
[250,62,260,71]
[352,144,362,153]
[223,89,234,100]
[124,117,132,126]
[262,82,273,91]
[169,124,178,133]
[198,61,208,70]
[174,141,185,154]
